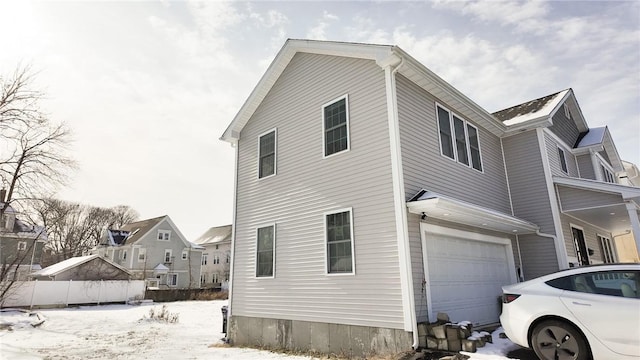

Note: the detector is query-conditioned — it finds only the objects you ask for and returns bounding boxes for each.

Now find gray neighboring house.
[30,254,131,281]
[193,225,231,288]
[92,215,203,289]
[0,189,47,280]
[220,39,640,356]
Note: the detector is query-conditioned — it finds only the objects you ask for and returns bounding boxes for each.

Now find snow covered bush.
[141,305,179,323]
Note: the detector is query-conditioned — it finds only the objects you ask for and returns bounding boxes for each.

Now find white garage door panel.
[423,228,515,326]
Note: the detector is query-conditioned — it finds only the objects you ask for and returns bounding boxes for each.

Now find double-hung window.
[325,209,354,274]
[167,273,178,286]
[558,147,568,173]
[256,225,275,278]
[323,95,349,157]
[138,248,146,262]
[598,235,615,263]
[258,129,276,178]
[436,104,483,171]
[17,241,27,251]
[164,249,172,263]
[157,230,170,241]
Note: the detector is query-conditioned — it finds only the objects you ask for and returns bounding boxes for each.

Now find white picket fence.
[1,280,146,308]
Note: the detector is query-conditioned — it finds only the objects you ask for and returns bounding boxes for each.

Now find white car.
[500,264,640,360]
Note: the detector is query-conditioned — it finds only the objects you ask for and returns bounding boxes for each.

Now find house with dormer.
[92,215,203,289]
[219,39,639,356]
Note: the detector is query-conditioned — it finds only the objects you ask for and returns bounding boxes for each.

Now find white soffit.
[407,191,538,234]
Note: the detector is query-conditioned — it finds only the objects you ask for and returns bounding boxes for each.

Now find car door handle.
[572,301,591,306]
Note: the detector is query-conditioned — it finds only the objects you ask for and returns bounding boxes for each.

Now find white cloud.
[306,11,339,40]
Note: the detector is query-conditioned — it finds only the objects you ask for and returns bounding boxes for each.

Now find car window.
[546,270,639,298]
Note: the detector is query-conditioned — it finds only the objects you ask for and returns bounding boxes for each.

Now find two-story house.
[220,39,639,356]
[193,225,231,288]
[0,189,47,280]
[92,215,203,289]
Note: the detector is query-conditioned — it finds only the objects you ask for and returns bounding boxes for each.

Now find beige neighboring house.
[92,215,203,289]
[193,225,231,288]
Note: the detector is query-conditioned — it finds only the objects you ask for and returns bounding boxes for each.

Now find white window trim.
[157,230,171,241]
[257,128,277,180]
[322,94,350,159]
[558,146,568,174]
[324,207,355,276]
[167,273,178,287]
[181,250,188,260]
[255,223,276,279]
[164,249,173,263]
[17,241,27,251]
[202,253,208,266]
[137,248,146,262]
[596,155,616,183]
[435,102,483,173]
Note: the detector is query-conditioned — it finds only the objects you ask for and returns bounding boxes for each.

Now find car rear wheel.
[531,320,591,360]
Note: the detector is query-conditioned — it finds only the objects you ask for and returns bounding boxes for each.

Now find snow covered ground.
[0,300,522,360]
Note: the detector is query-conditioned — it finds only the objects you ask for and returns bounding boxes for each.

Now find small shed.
[30,255,132,281]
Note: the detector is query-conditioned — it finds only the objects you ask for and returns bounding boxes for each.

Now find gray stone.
[329,323,351,357]
[432,325,446,339]
[462,339,476,352]
[436,312,450,323]
[291,320,311,351]
[350,325,369,358]
[370,327,397,354]
[276,319,292,349]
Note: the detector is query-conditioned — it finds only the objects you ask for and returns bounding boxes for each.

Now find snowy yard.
[0,300,521,360]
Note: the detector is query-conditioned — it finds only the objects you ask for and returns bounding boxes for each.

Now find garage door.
[421,223,516,326]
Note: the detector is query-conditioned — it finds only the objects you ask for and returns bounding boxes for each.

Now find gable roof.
[493,89,568,125]
[193,225,232,245]
[574,126,624,172]
[31,254,131,277]
[118,216,165,245]
[221,39,509,142]
[492,88,588,133]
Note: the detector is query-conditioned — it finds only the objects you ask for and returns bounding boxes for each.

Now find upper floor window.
[181,250,188,260]
[323,95,350,157]
[325,209,354,274]
[558,147,568,174]
[601,164,615,183]
[164,249,172,263]
[158,230,171,241]
[202,253,208,265]
[138,248,146,262]
[258,129,276,179]
[213,254,220,264]
[256,224,275,278]
[436,104,483,171]
[563,103,571,119]
[17,241,27,251]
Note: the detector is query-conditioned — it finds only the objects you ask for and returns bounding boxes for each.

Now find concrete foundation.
[229,315,413,357]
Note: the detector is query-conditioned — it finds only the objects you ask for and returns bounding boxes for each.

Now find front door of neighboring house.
[572,226,589,265]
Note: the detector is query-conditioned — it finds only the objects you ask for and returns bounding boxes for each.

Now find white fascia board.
[163,215,194,249]
[602,127,625,172]
[393,48,506,137]
[553,175,640,200]
[406,193,539,234]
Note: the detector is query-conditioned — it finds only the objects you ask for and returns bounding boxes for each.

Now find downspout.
[381,52,419,350]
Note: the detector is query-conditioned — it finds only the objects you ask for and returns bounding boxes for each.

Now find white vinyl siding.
[232,53,402,329]
[397,75,510,214]
[544,131,578,177]
[322,95,350,157]
[436,103,483,172]
[258,129,276,179]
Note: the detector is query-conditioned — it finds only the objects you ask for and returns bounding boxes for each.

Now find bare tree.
[36,200,139,267]
[0,65,75,303]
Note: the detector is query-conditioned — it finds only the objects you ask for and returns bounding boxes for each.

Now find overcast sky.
[1,0,638,241]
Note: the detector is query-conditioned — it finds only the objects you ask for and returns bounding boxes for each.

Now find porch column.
[625,201,640,256]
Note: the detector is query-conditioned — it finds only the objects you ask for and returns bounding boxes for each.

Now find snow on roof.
[154,263,169,271]
[493,89,570,126]
[576,127,606,148]
[193,225,232,245]
[32,255,98,277]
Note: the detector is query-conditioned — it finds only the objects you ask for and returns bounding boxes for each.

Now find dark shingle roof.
[492,90,565,122]
[108,215,166,245]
